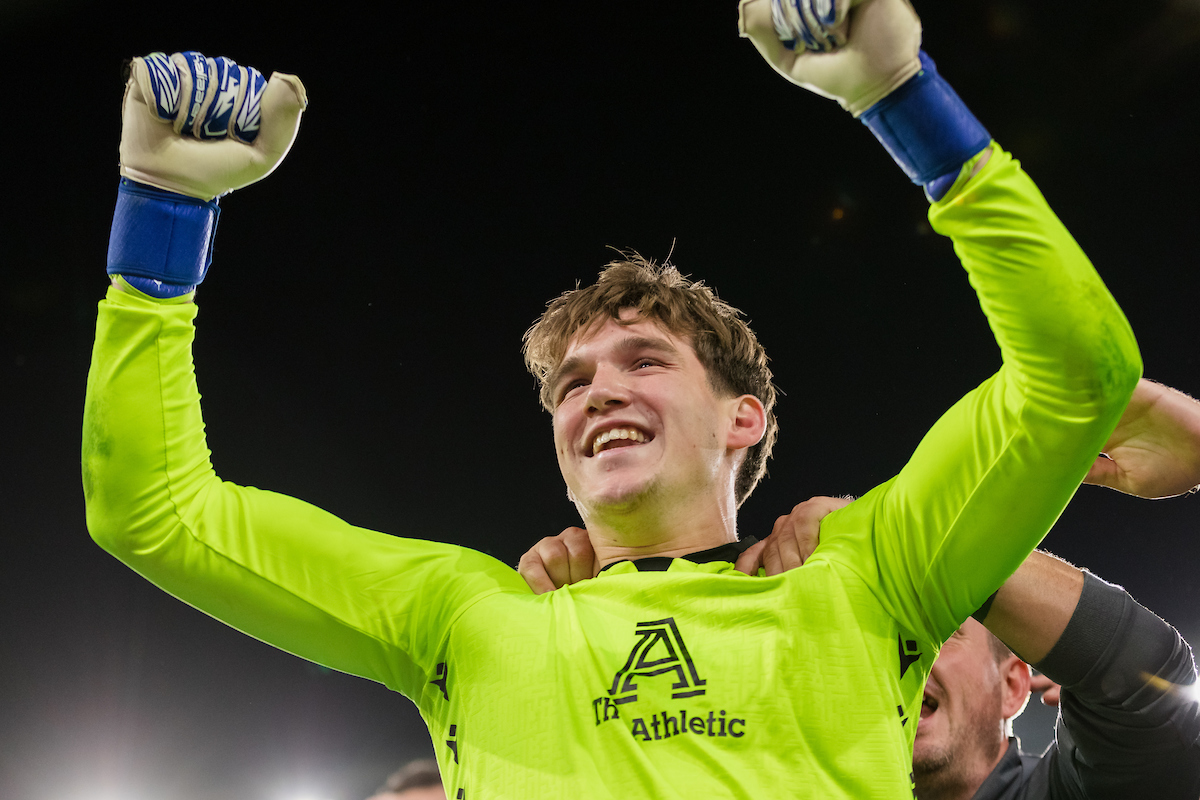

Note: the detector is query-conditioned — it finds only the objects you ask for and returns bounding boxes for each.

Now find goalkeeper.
[84,2,1142,797]
[520,377,1200,800]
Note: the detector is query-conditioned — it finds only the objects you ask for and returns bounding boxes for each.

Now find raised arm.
[740,0,1141,642]
[84,53,525,697]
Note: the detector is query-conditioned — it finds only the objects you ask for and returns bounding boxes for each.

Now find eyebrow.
[550,335,683,397]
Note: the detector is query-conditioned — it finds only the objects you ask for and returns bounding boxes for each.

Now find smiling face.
[550,310,753,537]
[914,619,1030,796]
[523,256,778,508]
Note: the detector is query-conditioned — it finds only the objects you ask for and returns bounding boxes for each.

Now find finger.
[536,537,574,589]
[739,0,799,71]
[796,0,835,51]
[763,536,785,577]
[735,538,768,575]
[1029,674,1053,693]
[252,71,307,157]
[560,526,596,585]
[802,495,853,516]
[192,57,246,140]
[777,529,805,571]
[222,64,265,142]
[171,51,218,137]
[1029,674,1062,706]
[517,552,557,595]
[131,52,182,123]
[784,505,821,562]
[784,498,840,560]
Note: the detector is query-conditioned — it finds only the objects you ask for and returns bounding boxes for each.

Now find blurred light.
[1141,671,1200,704]
[270,770,340,800]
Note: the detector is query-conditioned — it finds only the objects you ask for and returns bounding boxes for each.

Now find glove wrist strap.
[859,51,992,201]
[106,178,220,297]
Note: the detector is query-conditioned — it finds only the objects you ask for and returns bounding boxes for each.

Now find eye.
[557,379,588,404]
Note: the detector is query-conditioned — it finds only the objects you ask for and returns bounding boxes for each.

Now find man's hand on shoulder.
[734,495,851,576]
[1084,378,1200,499]
[518,526,596,595]
[518,495,855,593]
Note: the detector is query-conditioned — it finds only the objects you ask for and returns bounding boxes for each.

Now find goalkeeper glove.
[106,52,307,297]
[740,0,991,201]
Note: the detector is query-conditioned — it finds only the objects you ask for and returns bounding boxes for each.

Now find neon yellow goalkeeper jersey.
[82,146,1141,798]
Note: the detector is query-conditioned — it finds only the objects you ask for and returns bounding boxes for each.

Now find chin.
[912,730,955,777]
[912,727,945,762]
[589,486,653,514]
[580,476,662,517]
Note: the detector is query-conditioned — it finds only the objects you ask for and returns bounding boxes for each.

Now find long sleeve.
[82,284,529,699]
[1021,572,1200,799]
[820,144,1143,645]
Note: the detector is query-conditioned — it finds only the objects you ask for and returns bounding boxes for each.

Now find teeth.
[592,428,648,455]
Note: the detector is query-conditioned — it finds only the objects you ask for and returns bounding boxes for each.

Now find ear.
[999,655,1033,722]
[726,394,767,451]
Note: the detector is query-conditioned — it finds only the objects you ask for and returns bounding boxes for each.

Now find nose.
[585,364,631,414]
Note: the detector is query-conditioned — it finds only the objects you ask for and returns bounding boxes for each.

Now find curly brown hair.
[523,252,779,506]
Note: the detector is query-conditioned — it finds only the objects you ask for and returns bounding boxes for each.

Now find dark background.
[3,2,1200,798]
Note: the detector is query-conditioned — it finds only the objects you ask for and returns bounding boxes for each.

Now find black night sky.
[3,2,1200,798]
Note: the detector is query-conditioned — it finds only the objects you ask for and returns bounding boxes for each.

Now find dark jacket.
[972,572,1200,800]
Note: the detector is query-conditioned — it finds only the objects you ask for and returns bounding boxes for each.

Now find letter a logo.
[898,634,921,680]
[609,617,706,705]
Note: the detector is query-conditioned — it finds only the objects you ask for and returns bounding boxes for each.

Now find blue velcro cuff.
[859,51,991,192]
[106,178,220,289]
[119,275,197,298]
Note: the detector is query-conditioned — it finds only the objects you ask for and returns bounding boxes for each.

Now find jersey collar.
[598,536,760,574]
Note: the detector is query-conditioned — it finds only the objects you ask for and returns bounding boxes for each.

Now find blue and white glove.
[740,0,991,201]
[107,52,307,297]
[770,0,854,53]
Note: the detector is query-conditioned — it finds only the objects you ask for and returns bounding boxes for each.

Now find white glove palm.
[739,0,922,116]
[119,52,308,199]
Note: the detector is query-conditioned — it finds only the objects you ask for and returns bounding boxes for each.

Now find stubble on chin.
[912,688,1005,796]
[579,477,668,537]
[912,746,966,800]
[913,738,955,781]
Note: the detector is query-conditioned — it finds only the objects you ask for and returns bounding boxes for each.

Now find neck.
[582,489,739,571]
